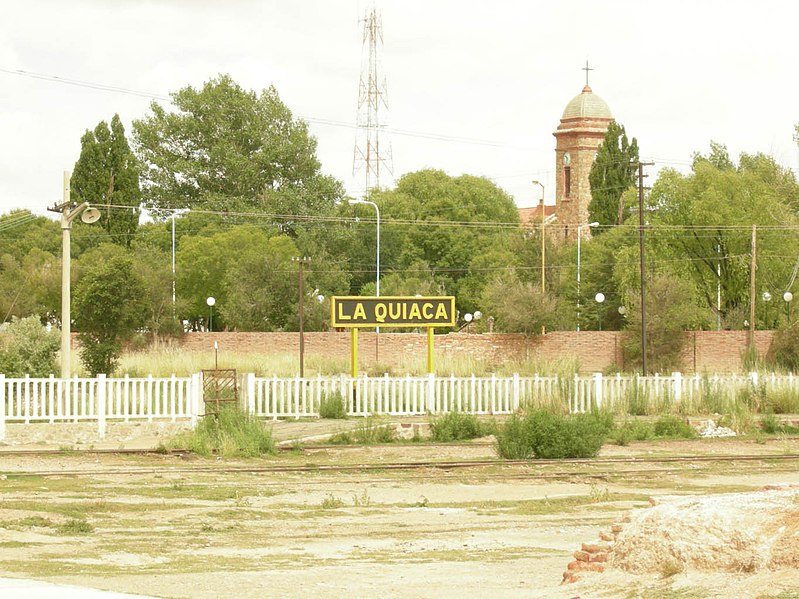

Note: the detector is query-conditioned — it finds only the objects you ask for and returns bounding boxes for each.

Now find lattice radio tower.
[353,5,392,193]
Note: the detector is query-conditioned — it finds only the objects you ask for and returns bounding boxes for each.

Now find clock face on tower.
[563,152,571,166]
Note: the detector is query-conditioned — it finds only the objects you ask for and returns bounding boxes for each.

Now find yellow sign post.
[331,296,455,376]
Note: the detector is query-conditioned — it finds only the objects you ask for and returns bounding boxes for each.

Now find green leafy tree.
[0,316,59,377]
[74,253,147,375]
[133,75,343,217]
[588,121,639,229]
[71,115,141,247]
[370,170,520,312]
[621,274,709,374]
[648,144,799,327]
[0,249,60,323]
[480,273,563,335]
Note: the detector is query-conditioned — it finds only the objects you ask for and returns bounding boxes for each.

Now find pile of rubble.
[562,486,799,585]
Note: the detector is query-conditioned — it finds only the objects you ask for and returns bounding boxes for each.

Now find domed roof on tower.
[561,85,612,120]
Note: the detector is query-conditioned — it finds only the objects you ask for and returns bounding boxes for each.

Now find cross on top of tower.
[582,60,593,88]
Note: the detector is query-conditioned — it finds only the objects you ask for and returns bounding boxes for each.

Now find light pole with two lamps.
[576,221,599,331]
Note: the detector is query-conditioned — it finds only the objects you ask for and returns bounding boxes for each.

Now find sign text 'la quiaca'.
[330,296,456,328]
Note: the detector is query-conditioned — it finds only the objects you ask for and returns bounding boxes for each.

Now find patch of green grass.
[328,419,396,445]
[0,516,56,529]
[57,519,94,535]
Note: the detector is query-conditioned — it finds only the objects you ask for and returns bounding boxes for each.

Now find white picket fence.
[0,373,202,440]
[2,371,799,441]
[242,371,799,419]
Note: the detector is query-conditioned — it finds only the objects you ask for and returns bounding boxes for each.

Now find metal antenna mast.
[353,5,392,193]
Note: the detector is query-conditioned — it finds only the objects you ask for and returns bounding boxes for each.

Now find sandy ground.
[2,437,799,598]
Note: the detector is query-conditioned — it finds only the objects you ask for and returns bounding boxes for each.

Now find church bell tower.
[553,66,613,241]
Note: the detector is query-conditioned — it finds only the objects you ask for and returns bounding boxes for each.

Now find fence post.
[751,371,759,387]
[246,373,256,415]
[0,374,5,442]
[593,372,603,410]
[427,373,436,414]
[190,373,201,426]
[672,372,682,405]
[512,373,520,412]
[97,374,106,440]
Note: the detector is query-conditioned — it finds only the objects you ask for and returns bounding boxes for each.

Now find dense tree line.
[1,74,798,375]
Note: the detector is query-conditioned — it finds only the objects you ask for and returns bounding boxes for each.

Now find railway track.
[1,452,797,479]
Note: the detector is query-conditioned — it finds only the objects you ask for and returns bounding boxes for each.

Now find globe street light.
[595,292,605,331]
[763,291,772,328]
[576,221,599,331]
[784,291,793,323]
[206,296,216,332]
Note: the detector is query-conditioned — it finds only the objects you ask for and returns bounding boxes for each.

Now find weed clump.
[172,407,276,457]
[318,392,348,419]
[57,519,94,535]
[495,410,612,459]
[653,415,697,439]
[328,419,396,445]
[611,419,654,446]
[430,412,484,442]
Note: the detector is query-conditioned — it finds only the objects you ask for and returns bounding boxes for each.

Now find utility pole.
[47,172,99,379]
[292,257,311,378]
[637,162,653,376]
[353,5,392,193]
[749,224,757,348]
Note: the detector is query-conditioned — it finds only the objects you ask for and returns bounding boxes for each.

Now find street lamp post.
[206,297,216,331]
[349,199,381,360]
[532,181,546,335]
[784,291,793,324]
[763,291,772,329]
[595,292,605,331]
[531,181,545,293]
[47,172,100,379]
[348,199,380,297]
[576,221,599,331]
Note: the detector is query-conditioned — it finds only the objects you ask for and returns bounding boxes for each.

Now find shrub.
[495,410,612,460]
[319,392,347,419]
[57,519,94,535]
[430,412,483,442]
[0,316,59,377]
[769,322,799,371]
[653,415,697,439]
[611,419,654,445]
[172,406,276,457]
[761,413,781,434]
[495,415,533,459]
[764,388,799,415]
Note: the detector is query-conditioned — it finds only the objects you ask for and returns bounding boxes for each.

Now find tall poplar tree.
[588,121,639,230]
[71,114,141,247]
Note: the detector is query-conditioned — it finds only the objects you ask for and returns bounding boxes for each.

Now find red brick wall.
[171,330,774,374]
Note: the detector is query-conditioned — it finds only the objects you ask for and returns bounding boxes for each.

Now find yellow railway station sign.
[331,296,455,328]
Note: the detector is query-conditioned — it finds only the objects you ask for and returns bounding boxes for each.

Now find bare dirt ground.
[2,438,799,598]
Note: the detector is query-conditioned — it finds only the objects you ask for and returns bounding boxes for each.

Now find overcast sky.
[1,0,798,217]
